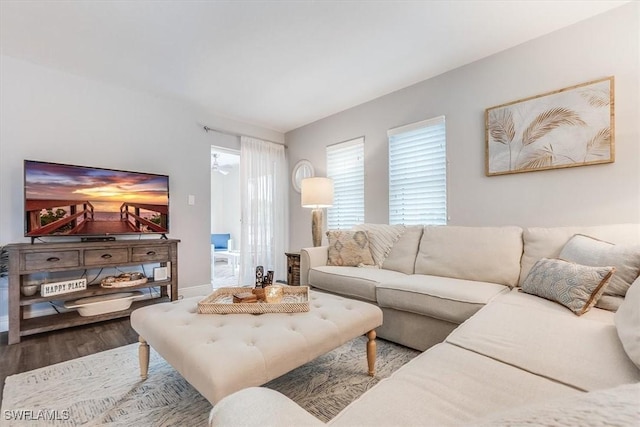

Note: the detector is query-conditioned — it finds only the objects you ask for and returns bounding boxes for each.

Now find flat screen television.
[24,160,169,239]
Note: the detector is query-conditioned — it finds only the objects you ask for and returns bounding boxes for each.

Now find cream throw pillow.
[353,224,404,267]
[381,226,424,274]
[521,258,615,315]
[615,278,640,369]
[326,230,375,267]
[559,234,640,297]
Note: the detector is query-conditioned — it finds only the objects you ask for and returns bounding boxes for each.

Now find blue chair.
[211,233,231,252]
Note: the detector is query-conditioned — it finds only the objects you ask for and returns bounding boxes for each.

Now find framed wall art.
[485,76,614,176]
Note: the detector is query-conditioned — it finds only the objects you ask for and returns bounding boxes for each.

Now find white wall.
[286,3,640,251]
[0,55,283,310]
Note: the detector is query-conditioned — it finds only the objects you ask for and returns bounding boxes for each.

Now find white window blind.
[388,116,447,225]
[326,137,365,229]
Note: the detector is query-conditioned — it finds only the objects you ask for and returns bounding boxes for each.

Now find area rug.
[1,336,419,426]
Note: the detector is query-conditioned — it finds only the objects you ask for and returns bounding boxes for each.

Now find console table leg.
[139,336,150,379]
[366,329,376,376]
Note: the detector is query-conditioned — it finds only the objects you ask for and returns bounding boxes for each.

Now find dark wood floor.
[0,318,139,403]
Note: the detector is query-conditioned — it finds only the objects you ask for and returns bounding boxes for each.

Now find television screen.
[24,160,169,238]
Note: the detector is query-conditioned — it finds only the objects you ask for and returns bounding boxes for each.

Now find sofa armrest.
[300,246,329,286]
[209,387,325,427]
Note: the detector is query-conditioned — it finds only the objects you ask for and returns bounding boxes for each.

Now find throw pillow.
[614,278,640,369]
[381,225,424,274]
[326,230,375,267]
[521,258,615,316]
[353,224,405,267]
[559,234,640,298]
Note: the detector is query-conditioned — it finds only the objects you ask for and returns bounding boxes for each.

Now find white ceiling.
[0,1,629,134]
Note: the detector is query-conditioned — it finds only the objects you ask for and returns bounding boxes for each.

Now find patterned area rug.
[2,336,419,426]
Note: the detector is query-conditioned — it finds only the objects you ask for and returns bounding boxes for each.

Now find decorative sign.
[41,278,87,297]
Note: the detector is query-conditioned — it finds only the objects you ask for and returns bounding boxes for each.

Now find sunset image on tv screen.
[24,161,169,237]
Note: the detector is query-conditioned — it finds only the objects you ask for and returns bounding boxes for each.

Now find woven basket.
[198,286,310,314]
[100,277,148,288]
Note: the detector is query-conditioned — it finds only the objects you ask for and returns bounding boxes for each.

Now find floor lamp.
[301,177,334,247]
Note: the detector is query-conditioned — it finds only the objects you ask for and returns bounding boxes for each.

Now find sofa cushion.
[381,225,423,274]
[615,278,640,369]
[559,234,640,297]
[472,382,640,427]
[376,275,509,324]
[414,226,523,287]
[593,295,624,312]
[353,223,404,267]
[521,257,615,316]
[520,224,640,287]
[326,230,375,267]
[446,290,640,391]
[329,342,578,427]
[309,266,408,302]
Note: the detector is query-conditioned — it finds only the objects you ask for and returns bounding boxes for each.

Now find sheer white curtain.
[239,136,289,285]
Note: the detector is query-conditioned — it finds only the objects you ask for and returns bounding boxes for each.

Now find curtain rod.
[203,125,287,148]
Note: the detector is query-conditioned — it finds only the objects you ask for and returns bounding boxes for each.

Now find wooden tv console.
[6,239,179,344]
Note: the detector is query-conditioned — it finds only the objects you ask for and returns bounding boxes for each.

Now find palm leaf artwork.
[580,88,611,108]
[486,77,614,176]
[488,108,516,168]
[585,128,611,161]
[521,108,586,147]
[488,109,515,145]
[518,144,554,170]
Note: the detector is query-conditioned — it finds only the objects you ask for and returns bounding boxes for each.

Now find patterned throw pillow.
[353,224,405,267]
[326,230,375,267]
[559,234,640,298]
[521,258,615,315]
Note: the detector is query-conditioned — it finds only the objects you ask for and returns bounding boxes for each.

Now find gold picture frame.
[485,76,614,176]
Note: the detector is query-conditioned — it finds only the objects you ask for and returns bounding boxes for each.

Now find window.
[326,137,365,229]
[388,116,446,225]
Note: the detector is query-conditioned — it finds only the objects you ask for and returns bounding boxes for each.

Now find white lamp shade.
[301,177,334,208]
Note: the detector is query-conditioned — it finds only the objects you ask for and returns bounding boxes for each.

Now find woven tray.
[100,277,148,288]
[198,286,310,314]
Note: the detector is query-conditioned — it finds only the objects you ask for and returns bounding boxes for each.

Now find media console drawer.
[131,246,169,262]
[84,248,129,266]
[22,250,80,271]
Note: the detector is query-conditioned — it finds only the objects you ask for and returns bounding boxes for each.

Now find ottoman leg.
[366,330,377,376]
[139,336,150,379]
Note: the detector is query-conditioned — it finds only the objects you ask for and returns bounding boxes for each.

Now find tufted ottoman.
[130,290,383,404]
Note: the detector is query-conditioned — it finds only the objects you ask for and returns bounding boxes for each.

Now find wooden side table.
[285,252,301,286]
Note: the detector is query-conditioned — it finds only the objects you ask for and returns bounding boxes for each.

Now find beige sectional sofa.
[209,223,640,426]
[302,225,526,350]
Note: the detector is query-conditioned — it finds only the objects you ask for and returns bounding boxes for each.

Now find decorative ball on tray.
[101,272,147,288]
[264,285,284,303]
